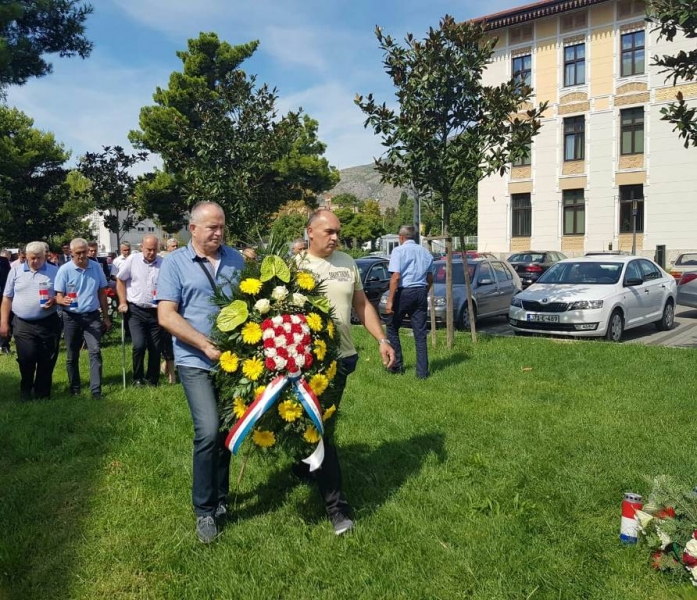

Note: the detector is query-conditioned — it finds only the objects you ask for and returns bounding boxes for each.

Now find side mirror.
[478,278,494,286]
[625,277,643,287]
[368,276,380,282]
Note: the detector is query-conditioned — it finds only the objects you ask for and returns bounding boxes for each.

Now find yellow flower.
[219,351,239,373]
[232,397,247,419]
[303,425,321,444]
[278,400,303,422]
[322,404,336,422]
[254,385,266,399]
[309,373,329,397]
[326,320,335,339]
[306,312,322,332]
[313,338,327,361]
[296,271,316,291]
[252,429,275,448]
[240,278,263,295]
[326,360,337,381]
[242,357,264,381]
[241,322,263,344]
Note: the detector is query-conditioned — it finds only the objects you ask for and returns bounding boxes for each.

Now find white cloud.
[262,26,328,72]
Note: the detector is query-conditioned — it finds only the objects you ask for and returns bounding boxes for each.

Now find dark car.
[451,251,497,259]
[351,256,391,323]
[379,258,522,329]
[507,251,567,288]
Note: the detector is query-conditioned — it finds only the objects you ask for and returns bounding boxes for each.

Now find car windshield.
[433,263,475,285]
[537,261,623,285]
[676,253,697,266]
[508,253,545,263]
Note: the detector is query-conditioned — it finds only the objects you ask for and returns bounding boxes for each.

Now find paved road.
[472,306,697,348]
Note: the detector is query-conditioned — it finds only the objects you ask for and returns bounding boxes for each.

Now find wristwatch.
[378,338,391,345]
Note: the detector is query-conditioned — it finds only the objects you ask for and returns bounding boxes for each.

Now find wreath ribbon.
[225,372,325,470]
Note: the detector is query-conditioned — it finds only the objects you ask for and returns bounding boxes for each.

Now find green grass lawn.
[2,328,697,599]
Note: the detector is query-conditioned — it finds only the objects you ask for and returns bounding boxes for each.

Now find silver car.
[379,258,522,329]
[677,271,697,309]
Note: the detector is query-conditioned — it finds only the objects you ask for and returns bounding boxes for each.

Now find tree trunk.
[443,197,454,349]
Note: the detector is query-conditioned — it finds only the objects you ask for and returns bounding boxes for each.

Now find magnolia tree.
[356,15,547,347]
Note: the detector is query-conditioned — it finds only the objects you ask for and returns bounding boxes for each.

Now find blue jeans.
[178,366,231,517]
[62,310,103,395]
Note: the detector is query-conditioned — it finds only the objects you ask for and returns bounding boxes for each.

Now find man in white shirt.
[111,241,132,278]
[116,235,163,386]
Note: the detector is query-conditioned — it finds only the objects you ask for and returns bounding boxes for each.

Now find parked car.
[508,256,677,342]
[379,258,522,329]
[507,251,568,288]
[451,251,497,259]
[676,271,697,309]
[669,252,697,281]
[584,251,633,256]
[351,256,391,324]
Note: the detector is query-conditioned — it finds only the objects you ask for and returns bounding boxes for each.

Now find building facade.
[87,211,190,254]
[477,0,697,261]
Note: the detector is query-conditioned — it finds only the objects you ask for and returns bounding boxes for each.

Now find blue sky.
[8,0,522,171]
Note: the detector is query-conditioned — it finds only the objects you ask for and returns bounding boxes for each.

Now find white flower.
[265,347,277,358]
[283,323,292,333]
[690,566,697,585]
[275,336,286,348]
[291,314,302,324]
[658,527,672,549]
[635,510,654,531]
[271,286,288,302]
[288,345,298,357]
[296,354,305,368]
[271,315,283,326]
[685,539,697,558]
[291,293,307,307]
[274,356,287,370]
[293,332,304,344]
[254,298,271,314]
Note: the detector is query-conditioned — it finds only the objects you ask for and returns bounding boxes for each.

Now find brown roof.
[475,0,612,30]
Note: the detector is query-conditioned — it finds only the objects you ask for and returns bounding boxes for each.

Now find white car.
[508,256,677,342]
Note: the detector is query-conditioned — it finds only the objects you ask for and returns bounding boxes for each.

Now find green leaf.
[217,300,249,332]
[260,255,291,283]
[307,295,331,314]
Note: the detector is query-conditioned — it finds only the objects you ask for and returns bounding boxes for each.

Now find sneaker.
[214,503,228,524]
[330,512,354,536]
[196,515,218,543]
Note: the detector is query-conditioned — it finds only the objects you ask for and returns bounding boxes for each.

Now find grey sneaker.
[330,512,354,536]
[196,516,218,543]
[214,503,228,524]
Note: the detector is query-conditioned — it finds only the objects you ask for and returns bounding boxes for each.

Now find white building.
[477,0,697,263]
[87,211,190,253]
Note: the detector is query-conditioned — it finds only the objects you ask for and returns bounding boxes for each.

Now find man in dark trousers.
[0,251,11,353]
[0,242,61,400]
[384,225,434,379]
[116,234,163,386]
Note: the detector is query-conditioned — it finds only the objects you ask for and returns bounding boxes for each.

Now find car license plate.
[527,314,559,323]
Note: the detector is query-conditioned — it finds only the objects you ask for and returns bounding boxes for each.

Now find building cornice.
[475,0,613,30]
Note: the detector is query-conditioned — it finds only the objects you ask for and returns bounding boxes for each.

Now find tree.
[269,200,310,245]
[78,146,149,247]
[130,33,339,238]
[0,0,93,91]
[135,170,188,234]
[356,15,546,347]
[0,105,85,244]
[648,0,697,148]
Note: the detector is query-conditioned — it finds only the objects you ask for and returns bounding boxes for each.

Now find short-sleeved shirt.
[388,240,434,288]
[3,262,59,320]
[117,252,162,308]
[156,242,245,371]
[54,259,108,314]
[296,250,362,358]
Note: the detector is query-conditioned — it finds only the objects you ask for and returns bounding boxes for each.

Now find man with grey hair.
[55,238,112,399]
[157,202,245,543]
[111,241,132,276]
[384,225,433,379]
[117,234,164,386]
[1,241,61,400]
[290,238,307,255]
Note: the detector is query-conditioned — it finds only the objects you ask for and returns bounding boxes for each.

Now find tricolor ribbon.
[225,372,326,471]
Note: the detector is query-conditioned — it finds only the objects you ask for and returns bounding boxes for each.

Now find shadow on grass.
[0,379,130,599]
[429,351,471,374]
[232,432,446,525]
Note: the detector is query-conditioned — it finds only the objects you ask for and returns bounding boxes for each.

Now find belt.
[129,301,157,310]
[399,285,427,290]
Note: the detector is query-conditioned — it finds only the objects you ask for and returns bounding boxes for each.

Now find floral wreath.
[211,254,340,464]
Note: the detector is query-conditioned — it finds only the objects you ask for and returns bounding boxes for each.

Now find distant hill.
[323,163,408,210]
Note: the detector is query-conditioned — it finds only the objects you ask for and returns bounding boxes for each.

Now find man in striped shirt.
[116,235,164,387]
[0,241,61,401]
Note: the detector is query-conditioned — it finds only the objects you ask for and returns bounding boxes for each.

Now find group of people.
[1,204,435,542]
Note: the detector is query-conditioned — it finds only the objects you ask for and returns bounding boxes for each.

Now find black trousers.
[63,310,103,395]
[299,353,359,517]
[13,313,61,398]
[128,303,163,385]
[387,286,429,378]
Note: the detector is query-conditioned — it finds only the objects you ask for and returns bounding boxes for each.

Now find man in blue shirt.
[157,202,245,544]
[55,238,112,399]
[384,225,434,379]
[0,242,61,400]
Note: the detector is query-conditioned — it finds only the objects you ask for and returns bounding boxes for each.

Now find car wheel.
[457,303,477,330]
[655,300,674,331]
[605,310,624,342]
